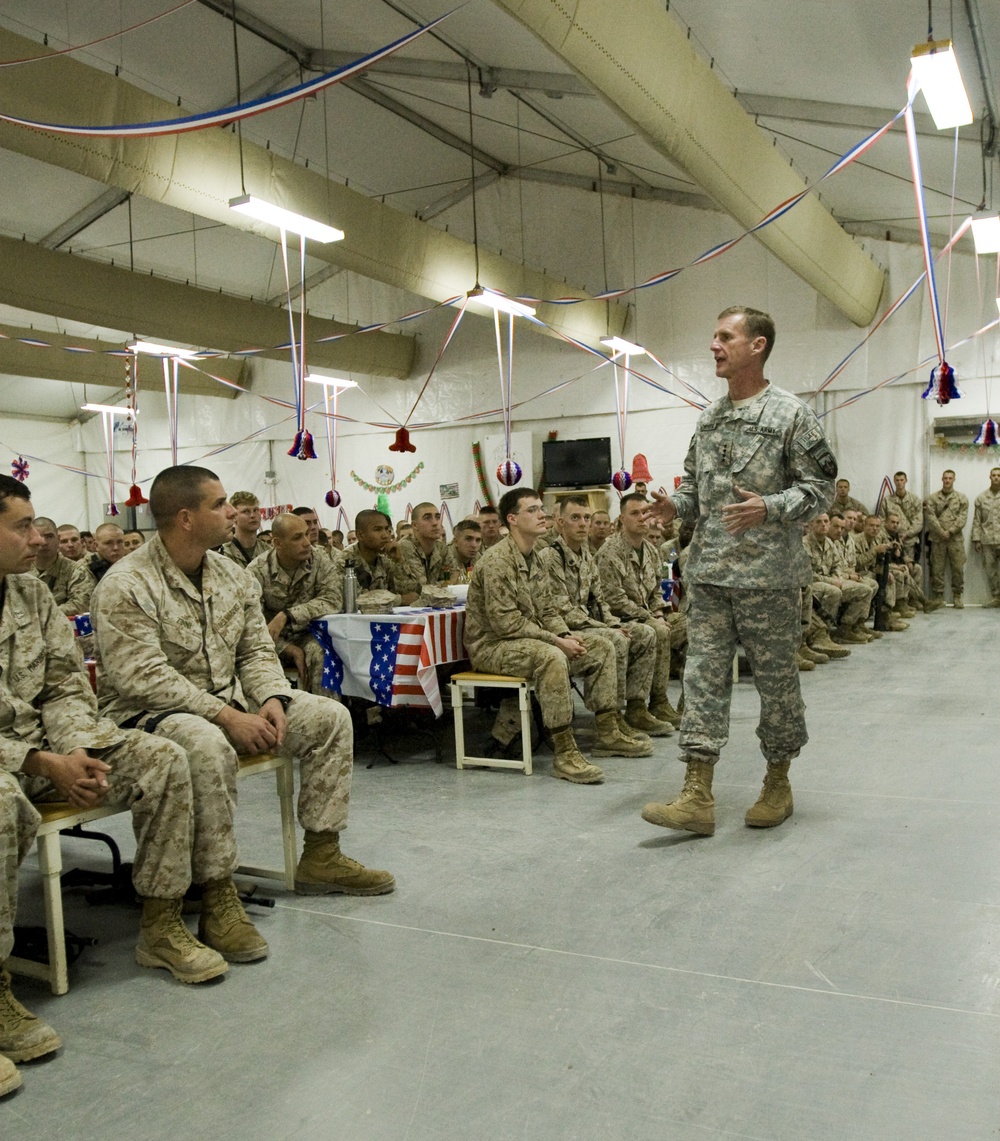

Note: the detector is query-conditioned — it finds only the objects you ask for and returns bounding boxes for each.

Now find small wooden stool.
[450,671,533,775]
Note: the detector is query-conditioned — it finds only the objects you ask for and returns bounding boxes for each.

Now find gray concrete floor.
[6,606,1000,1140]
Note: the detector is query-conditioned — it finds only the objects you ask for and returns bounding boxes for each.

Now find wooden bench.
[8,754,296,996]
[450,671,534,775]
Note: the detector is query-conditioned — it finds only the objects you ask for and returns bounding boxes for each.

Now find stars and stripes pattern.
[310,609,465,716]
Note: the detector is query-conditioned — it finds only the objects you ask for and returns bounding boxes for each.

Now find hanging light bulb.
[909,40,974,129]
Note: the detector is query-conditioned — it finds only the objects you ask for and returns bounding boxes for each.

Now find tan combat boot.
[136,898,229,983]
[199,878,269,963]
[984,596,1000,608]
[886,616,909,631]
[0,967,61,1062]
[926,595,945,611]
[648,692,682,728]
[592,711,653,757]
[833,624,869,645]
[641,759,715,835]
[614,709,652,745]
[295,832,396,896]
[796,647,815,671]
[625,698,674,737]
[953,594,964,609]
[549,727,604,784]
[808,628,851,659]
[799,641,829,665]
[0,1052,20,1098]
[745,760,794,827]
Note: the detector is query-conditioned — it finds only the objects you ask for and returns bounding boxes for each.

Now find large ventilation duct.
[491,0,886,326]
[0,236,413,379]
[0,28,625,346]
[0,319,245,398]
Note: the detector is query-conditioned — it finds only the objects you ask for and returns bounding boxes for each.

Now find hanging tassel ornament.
[612,469,632,493]
[325,489,342,508]
[921,361,960,406]
[11,456,28,482]
[974,418,999,447]
[496,458,522,486]
[125,483,148,506]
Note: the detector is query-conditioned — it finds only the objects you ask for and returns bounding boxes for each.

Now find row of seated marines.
[0,462,979,1097]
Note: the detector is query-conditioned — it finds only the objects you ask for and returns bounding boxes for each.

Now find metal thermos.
[343,564,358,613]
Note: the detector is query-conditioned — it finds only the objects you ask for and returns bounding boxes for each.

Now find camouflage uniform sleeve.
[232,574,294,706]
[61,559,96,617]
[481,550,559,644]
[954,494,969,532]
[972,496,986,542]
[597,542,650,621]
[671,431,700,523]
[541,547,590,630]
[287,556,344,627]
[924,496,945,540]
[759,406,837,523]
[391,540,424,596]
[93,572,232,721]
[35,587,122,756]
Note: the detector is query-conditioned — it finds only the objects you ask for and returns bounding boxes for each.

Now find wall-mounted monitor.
[542,437,612,489]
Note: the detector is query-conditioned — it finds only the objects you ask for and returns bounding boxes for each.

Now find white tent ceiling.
[0,0,996,420]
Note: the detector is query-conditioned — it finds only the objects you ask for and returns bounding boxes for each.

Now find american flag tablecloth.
[311,608,467,717]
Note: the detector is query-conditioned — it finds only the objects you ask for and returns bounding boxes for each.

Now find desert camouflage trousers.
[980,544,1000,598]
[811,579,871,626]
[929,536,966,596]
[680,584,807,766]
[278,633,329,697]
[583,622,656,703]
[2,732,200,958]
[471,636,617,728]
[149,693,353,856]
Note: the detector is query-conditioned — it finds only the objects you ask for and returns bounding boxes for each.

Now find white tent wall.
[0,416,87,525]
[25,189,996,598]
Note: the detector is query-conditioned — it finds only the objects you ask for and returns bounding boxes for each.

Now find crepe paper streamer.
[0,1,197,68]
[472,443,495,509]
[496,459,522,486]
[389,426,416,453]
[504,105,910,310]
[350,462,423,495]
[974,419,999,447]
[0,13,455,136]
[921,361,960,405]
[612,469,632,493]
[904,73,949,377]
[161,356,180,466]
[874,476,896,516]
[376,493,391,516]
[11,456,28,481]
[400,296,472,440]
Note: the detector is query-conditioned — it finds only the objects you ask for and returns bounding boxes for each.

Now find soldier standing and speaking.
[643,306,837,836]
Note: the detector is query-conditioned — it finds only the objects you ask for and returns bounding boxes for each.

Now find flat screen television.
[542,437,613,488]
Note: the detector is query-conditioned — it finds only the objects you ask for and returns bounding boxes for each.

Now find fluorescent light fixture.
[304,374,358,392]
[469,287,536,319]
[971,213,1000,255]
[82,403,134,416]
[910,40,974,129]
[601,336,647,357]
[229,194,344,243]
[129,339,200,359]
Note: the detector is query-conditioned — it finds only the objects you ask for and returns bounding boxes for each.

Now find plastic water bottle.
[661,560,673,605]
[343,564,358,613]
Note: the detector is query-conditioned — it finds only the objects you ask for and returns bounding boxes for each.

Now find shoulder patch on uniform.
[808,441,838,478]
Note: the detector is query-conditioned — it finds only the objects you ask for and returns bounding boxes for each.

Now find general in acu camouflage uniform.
[642,307,836,837]
[972,467,1000,605]
[248,512,344,694]
[93,467,394,915]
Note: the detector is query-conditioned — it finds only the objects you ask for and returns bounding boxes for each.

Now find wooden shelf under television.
[543,487,611,514]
